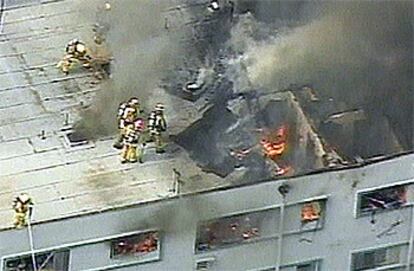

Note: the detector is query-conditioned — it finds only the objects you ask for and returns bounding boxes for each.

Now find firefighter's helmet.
[68,39,78,46]
[17,193,31,204]
[154,103,165,111]
[129,97,139,105]
[76,43,86,54]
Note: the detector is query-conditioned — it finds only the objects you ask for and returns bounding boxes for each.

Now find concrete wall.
[1,154,414,271]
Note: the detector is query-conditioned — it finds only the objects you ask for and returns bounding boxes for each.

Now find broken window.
[301,201,323,223]
[358,183,414,216]
[351,245,404,271]
[110,231,160,259]
[4,250,69,271]
[195,208,278,252]
[299,200,326,233]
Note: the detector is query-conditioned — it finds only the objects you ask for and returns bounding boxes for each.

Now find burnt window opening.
[358,183,414,216]
[351,245,403,271]
[110,231,160,259]
[297,200,326,233]
[301,201,323,224]
[4,250,69,271]
[195,208,278,253]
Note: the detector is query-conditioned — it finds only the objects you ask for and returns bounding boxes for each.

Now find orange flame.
[261,125,288,160]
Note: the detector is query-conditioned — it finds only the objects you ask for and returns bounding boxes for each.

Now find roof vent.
[62,130,94,150]
[196,258,215,270]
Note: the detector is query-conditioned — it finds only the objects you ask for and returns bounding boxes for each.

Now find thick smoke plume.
[236,0,413,147]
[76,0,190,139]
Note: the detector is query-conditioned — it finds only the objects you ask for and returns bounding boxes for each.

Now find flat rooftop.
[0,0,411,232]
[0,0,235,231]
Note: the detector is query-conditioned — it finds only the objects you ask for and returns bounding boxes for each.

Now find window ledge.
[195,234,279,254]
[87,256,161,271]
[356,203,414,218]
[361,263,407,271]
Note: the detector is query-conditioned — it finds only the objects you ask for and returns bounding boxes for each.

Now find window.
[351,245,404,271]
[110,231,160,259]
[283,199,326,233]
[4,250,69,271]
[300,200,325,229]
[296,262,319,271]
[357,183,414,216]
[280,260,321,271]
[195,208,279,252]
[195,257,215,270]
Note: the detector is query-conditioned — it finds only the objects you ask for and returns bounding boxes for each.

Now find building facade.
[1,153,413,271]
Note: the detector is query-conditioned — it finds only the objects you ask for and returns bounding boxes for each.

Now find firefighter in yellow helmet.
[113,97,142,149]
[148,103,167,153]
[57,39,92,74]
[12,193,33,229]
[121,118,146,163]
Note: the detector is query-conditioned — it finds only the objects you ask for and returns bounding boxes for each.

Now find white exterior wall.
[1,154,414,271]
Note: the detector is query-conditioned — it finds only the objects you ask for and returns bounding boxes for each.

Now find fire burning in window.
[301,201,322,223]
[111,231,159,258]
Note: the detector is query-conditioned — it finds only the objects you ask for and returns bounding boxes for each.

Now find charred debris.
[78,0,412,184]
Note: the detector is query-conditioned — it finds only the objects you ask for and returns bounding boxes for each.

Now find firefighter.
[113,101,128,149]
[148,103,167,153]
[12,193,33,229]
[113,97,142,149]
[121,119,145,163]
[57,39,92,74]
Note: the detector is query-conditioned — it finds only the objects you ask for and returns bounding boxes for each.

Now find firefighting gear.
[113,102,129,149]
[123,98,142,122]
[301,202,321,223]
[12,193,33,229]
[121,121,145,163]
[113,98,143,149]
[57,39,92,74]
[148,103,167,153]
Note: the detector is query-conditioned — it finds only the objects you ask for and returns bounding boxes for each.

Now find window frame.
[249,259,322,271]
[1,228,161,271]
[354,179,414,218]
[349,242,408,271]
[2,249,70,271]
[194,206,281,253]
[109,230,161,261]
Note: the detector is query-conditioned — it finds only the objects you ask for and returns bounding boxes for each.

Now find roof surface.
[0,0,232,231]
